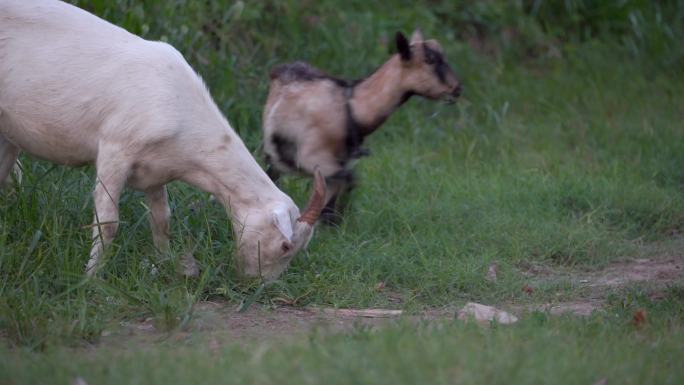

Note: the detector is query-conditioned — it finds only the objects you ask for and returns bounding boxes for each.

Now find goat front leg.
[85,162,129,276]
[145,184,199,277]
[321,169,357,226]
[145,185,171,253]
[0,135,20,189]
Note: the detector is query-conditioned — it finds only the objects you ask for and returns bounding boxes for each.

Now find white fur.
[0,0,316,280]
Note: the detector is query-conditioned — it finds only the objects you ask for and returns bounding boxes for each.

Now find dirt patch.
[587,258,682,287]
[526,300,605,316]
[100,303,417,348]
[96,255,683,348]
[522,256,684,316]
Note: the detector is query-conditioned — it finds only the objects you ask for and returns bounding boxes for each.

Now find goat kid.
[262,29,461,224]
[0,0,326,281]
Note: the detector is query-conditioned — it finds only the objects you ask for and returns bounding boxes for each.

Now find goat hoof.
[178,253,200,278]
[354,147,371,158]
[320,211,343,227]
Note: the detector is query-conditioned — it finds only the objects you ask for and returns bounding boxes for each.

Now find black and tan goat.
[262,29,461,224]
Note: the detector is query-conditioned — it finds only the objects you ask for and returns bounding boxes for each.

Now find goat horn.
[297,168,327,225]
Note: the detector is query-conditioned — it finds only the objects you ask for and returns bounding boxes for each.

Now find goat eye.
[424,49,442,66]
[425,53,437,65]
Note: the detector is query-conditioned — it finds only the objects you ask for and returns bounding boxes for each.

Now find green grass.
[2,288,683,385]
[2,0,684,383]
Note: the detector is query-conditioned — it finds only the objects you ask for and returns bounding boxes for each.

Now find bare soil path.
[97,249,683,348]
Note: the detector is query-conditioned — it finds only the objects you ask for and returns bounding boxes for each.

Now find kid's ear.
[410,28,424,44]
[395,32,411,61]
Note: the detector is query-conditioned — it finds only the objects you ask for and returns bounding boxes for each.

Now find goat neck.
[347,55,412,136]
[180,111,287,216]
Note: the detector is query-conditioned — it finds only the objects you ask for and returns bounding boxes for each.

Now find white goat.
[0,0,326,280]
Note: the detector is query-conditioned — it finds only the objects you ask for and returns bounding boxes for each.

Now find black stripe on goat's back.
[271,133,298,170]
[269,61,357,88]
[270,61,326,82]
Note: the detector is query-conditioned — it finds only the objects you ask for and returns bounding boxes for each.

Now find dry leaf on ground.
[522,284,534,295]
[633,309,647,329]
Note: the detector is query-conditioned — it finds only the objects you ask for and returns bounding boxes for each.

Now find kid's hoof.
[320,209,343,226]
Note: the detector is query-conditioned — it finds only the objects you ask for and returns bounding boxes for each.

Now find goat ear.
[410,28,424,44]
[395,32,411,61]
[272,207,293,242]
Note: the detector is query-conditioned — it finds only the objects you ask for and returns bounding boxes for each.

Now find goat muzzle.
[297,168,327,225]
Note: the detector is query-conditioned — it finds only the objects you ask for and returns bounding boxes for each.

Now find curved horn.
[297,168,327,225]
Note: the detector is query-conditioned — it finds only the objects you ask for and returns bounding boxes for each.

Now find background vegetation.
[1,1,683,382]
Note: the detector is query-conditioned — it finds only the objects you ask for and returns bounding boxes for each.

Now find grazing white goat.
[0,0,326,280]
[263,30,462,224]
